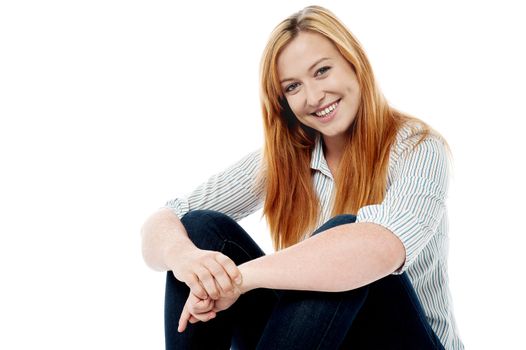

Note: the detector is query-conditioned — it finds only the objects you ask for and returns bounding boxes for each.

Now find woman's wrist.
[163,239,197,271]
[238,261,259,294]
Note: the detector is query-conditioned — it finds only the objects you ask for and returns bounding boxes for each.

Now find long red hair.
[260,6,430,250]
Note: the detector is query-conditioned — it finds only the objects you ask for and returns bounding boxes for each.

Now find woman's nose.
[305,84,324,108]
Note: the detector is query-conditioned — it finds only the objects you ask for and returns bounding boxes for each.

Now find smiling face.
[277,31,361,148]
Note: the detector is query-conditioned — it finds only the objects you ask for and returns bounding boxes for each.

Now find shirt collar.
[310,134,333,179]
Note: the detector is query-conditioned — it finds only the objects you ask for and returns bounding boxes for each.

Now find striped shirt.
[165,122,464,349]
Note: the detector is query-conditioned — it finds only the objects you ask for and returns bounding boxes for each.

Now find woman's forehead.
[277,32,339,80]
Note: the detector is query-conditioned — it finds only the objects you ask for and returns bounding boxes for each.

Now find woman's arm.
[141,208,242,300]
[141,208,195,271]
[142,150,264,298]
[239,129,449,294]
[238,222,405,293]
[177,217,405,331]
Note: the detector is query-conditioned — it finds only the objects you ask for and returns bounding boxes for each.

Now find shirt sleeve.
[164,150,265,221]
[356,130,450,274]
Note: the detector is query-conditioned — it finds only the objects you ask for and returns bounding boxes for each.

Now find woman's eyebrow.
[308,57,331,72]
[280,57,332,84]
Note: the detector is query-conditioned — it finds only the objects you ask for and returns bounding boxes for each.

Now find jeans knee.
[179,210,235,248]
[181,210,232,229]
[181,210,265,264]
[313,214,357,235]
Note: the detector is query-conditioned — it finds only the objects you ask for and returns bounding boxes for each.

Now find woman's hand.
[167,246,242,300]
[178,293,216,332]
[211,287,241,313]
[178,289,242,332]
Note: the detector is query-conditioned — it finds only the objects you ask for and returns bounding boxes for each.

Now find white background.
[1,0,524,348]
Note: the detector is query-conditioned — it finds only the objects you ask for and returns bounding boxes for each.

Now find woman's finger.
[195,266,220,299]
[203,259,234,294]
[188,297,213,314]
[215,254,242,285]
[179,294,216,332]
[178,304,192,333]
[185,273,208,299]
[190,310,217,323]
[188,315,199,324]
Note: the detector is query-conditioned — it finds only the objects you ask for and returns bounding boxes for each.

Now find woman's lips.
[311,99,340,122]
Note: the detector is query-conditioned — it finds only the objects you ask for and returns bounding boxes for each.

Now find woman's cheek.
[288,94,304,117]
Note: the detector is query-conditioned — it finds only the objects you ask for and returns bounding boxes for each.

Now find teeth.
[315,101,338,117]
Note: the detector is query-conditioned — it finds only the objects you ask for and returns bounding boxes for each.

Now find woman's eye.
[315,66,331,77]
[285,82,300,92]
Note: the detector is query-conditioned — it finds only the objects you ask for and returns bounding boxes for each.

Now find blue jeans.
[165,210,445,350]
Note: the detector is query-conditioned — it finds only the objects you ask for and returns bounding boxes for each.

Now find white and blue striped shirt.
[166,122,464,349]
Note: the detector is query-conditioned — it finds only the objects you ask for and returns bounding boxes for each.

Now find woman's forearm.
[238,222,405,293]
[141,208,196,271]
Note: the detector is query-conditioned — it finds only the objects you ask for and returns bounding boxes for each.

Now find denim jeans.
[165,210,445,350]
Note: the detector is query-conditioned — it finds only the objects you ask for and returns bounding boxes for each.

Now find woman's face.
[277,31,361,146]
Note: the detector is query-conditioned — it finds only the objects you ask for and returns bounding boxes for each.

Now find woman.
[141,5,464,349]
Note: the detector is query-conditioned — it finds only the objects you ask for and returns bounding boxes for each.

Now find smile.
[312,100,340,118]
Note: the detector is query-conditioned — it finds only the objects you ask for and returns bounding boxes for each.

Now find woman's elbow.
[140,210,167,271]
[367,223,406,274]
[382,231,406,273]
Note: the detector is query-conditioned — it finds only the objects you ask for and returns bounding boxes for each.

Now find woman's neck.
[322,135,346,176]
